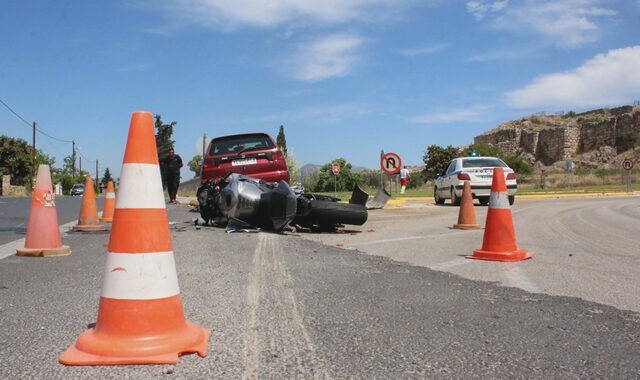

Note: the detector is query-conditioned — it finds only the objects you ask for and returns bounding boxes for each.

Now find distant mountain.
[301,163,370,177]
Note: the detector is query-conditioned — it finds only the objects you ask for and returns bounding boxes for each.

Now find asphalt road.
[0,201,639,378]
[303,195,640,314]
[0,196,103,245]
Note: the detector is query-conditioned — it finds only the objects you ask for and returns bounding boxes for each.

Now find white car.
[434,156,517,206]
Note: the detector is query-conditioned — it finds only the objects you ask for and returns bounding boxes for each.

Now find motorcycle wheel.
[308,200,368,226]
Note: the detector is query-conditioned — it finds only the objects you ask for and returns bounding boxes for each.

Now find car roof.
[211,132,273,141]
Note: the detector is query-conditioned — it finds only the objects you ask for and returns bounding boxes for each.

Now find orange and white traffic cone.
[467,167,532,262]
[72,176,108,232]
[452,181,480,230]
[101,180,116,222]
[60,111,209,366]
[17,165,70,257]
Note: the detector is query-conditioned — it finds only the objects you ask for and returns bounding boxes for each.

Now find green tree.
[302,170,320,192]
[502,155,534,175]
[286,149,300,184]
[463,143,501,157]
[276,125,287,156]
[356,169,382,189]
[422,144,459,179]
[100,168,114,189]
[154,114,177,188]
[0,135,53,189]
[307,158,360,192]
[51,155,88,194]
[188,154,202,178]
[464,143,534,175]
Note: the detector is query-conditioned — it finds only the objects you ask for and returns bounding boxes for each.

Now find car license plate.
[232,158,257,166]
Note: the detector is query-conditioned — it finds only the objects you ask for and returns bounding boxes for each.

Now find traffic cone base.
[453,222,481,230]
[72,224,108,232]
[59,322,209,365]
[467,248,531,262]
[17,245,71,257]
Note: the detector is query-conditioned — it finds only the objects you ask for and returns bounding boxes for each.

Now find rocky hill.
[474,105,640,169]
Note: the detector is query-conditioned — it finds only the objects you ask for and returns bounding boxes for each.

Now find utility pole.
[72,140,76,177]
[95,160,99,193]
[32,122,36,180]
[79,157,82,174]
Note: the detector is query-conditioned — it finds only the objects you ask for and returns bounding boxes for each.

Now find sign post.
[331,162,340,197]
[380,152,402,194]
[622,158,634,192]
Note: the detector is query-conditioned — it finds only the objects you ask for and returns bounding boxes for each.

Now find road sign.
[331,162,341,175]
[381,152,402,175]
[622,158,634,171]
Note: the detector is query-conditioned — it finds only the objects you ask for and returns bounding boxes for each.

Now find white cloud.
[407,105,492,125]
[399,43,449,57]
[505,46,640,109]
[286,34,365,82]
[466,0,509,20]
[468,0,616,48]
[151,0,403,29]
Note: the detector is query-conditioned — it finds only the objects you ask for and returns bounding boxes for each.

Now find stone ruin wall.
[474,107,640,166]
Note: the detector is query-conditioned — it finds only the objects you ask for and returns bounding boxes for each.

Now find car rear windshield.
[209,134,275,155]
[462,158,506,168]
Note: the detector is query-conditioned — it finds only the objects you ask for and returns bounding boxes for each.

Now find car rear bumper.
[455,184,517,197]
[202,169,289,184]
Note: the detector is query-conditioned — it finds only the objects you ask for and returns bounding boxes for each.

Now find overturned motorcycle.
[196,173,368,232]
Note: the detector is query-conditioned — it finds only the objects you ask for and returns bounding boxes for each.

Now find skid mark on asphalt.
[243,233,326,379]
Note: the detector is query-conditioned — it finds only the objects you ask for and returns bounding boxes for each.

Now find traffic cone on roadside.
[467,167,532,262]
[16,165,70,257]
[452,181,480,230]
[72,176,108,232]
[60,111,209,366]
[101,180,116,222]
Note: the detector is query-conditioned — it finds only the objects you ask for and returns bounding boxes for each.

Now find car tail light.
[457,172,471,180]
[273,150,285,161]
[202,158,216,170]
[506,172,517,180]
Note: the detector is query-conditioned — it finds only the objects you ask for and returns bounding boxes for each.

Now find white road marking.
[349,231,477,247]
[501,263,539,292]
[428,257,474,271]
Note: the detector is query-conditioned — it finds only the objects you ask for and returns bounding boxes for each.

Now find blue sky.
[2,0,640,179]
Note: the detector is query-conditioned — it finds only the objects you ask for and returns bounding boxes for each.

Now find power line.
[0,98,73,143]
[0,98,32,127]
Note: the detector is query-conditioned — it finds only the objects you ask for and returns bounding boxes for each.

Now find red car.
[201,132,290,184]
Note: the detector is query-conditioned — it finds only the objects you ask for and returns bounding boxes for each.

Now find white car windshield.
[462,158,506,168]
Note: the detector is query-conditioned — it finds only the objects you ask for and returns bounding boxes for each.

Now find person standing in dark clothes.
[164,148,183,203]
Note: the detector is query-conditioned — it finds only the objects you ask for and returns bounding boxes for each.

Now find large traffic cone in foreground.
[101,180,116,222]
[17,165,70,257]
[452,181,480,230]
[72,176,108,232]
[60,111,209,366]
[467,167,532,262]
